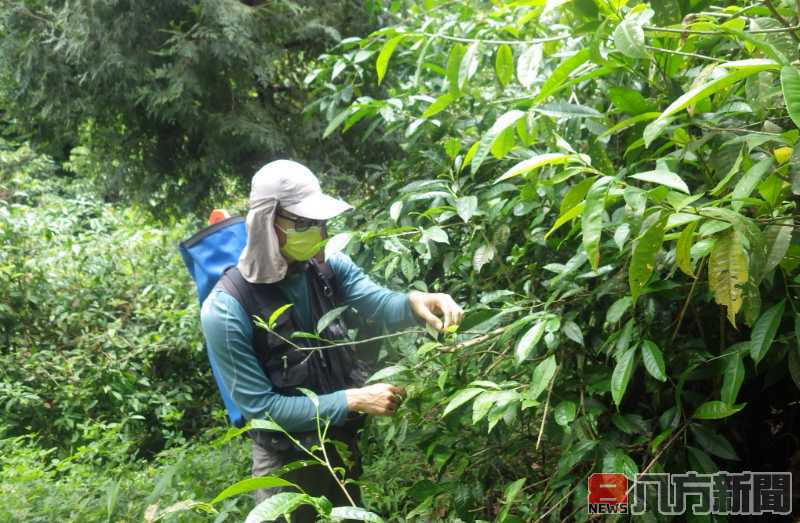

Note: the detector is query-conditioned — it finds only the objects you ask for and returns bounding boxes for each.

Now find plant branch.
[416,31,572,45]
[645,45,724,62]
[763,0,800,43]
[644,23,800,35]
[536,366,559,451]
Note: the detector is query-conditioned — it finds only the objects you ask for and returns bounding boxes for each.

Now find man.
[200,159,463,519]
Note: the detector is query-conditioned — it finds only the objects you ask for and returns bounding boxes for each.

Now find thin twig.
[644,23,800,35]
[415,31,572,45]
[763,0,800,43]
[645,45,724,62]
[536,366,560,451]
[670,257,707,346]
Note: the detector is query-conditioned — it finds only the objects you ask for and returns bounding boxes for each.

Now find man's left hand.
[408,291,464,332]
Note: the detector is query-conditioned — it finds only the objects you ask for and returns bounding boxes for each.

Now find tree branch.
[763,0,800,42]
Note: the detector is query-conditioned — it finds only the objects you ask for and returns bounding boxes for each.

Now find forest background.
[2,0,800,521]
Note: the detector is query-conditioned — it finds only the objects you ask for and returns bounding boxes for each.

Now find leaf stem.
[645,45,725,62]
[415,31,572,46]
[763,0,800,43]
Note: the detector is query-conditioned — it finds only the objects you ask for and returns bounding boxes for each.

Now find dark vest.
[217,259,367,451]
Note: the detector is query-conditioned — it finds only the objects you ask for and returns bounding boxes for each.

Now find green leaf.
[562,320,584,345]
[607,296,633,324]
[613,18,647,58]
[458,42,480,91]
[611,347,637,408]
[582,176,613,270]
[533,48,591,104]
[250,419,284,432]
[496,153,576,182]
[750,300,785,365]
[473,244,496,272]
[676,221,698,277]
[495,44,513,87]
[515,320,546,364]
[554,400,577,426]
[472,391,497,424]
[268,304,293,330]
[446,44,465,97]
[421,93,454,119]
[629,213,667,301]
[602,448,639,480]
[721,350,745,405]
[629,169,690,194]
[644,63,780,147]
[781,66,800,129]
[710,146,744,196]
[516,44,542,88]
[422,226,449,244]
[245,492,312,523]
[442,388,484,417]
[690,425,740,460]
[709,229,749,327]
[316,305,348,334]
[376,36,405,85]
[692,400,746,420]
[323,108,354,139]
[455,195,478,223]
[472,110,526,175]
[330,507,384,522]
[560,176,597,215]
[764,220,793,275]
[598,112,660,138]
[544,202,584,240]
[366,365,408,384]
[498,478,527,521]
[211,477,297,505]
[608,87,656,115]
[731,158,773,211]
[640,340,666,382]
[529,355,557,401]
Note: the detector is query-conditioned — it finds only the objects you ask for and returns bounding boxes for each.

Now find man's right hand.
[345,383,406,416]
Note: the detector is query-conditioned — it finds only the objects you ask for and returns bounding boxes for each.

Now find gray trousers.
[251,431,363,523]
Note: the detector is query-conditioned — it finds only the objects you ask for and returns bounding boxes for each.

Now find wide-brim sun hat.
[236,160,353,283]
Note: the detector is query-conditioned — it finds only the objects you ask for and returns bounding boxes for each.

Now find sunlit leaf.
[472,110,526,175]
[781,66,800,129]
[516,44,542,88]
[692,400,745,420]
[611,347,637,408]
[640,340,666,382]
[515,320,546,364]
[629,213,667,300]
[629,169,690,194]
[495,44,513,87]
[582,176,613,270]
[709,229,749,327]
[496,153,576,182]
[376,36,405,85]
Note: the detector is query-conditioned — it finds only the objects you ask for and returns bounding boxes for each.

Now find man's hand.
[408,290,464,332]
[345,383,406,416]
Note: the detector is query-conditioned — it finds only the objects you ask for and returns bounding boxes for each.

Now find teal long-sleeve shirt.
[200,252,417,433]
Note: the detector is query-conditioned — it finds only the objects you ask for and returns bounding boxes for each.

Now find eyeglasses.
[276,210,325,232]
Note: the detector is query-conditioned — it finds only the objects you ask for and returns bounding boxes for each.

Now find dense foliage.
[308,0,800,520]
[4,0,800,521]
[0,0,377,209]
[0,140,214,453]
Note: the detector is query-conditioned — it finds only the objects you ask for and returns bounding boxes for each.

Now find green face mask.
[277,224,323,261]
